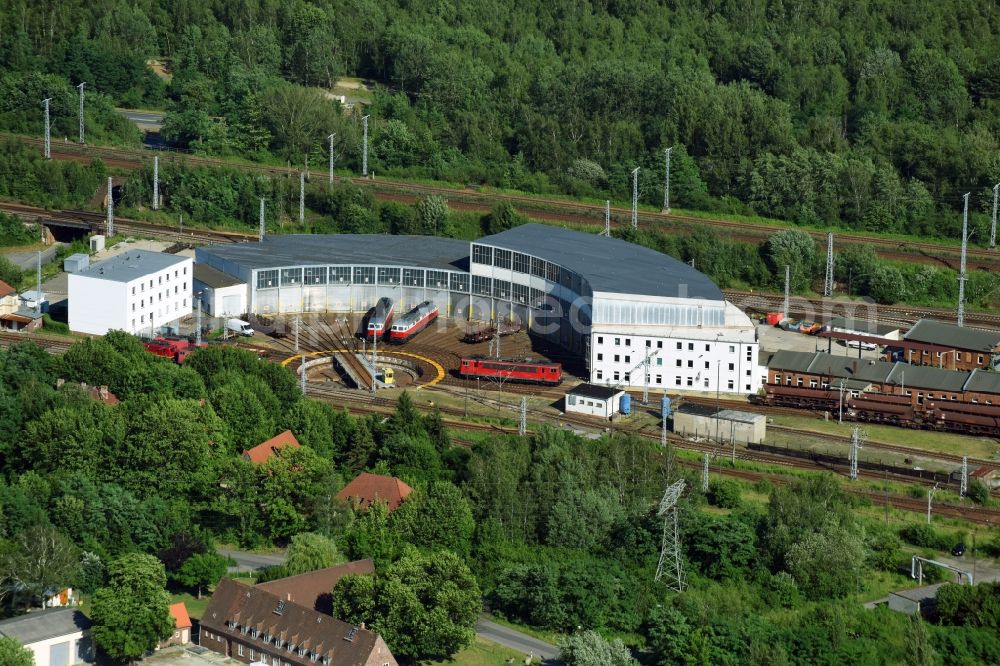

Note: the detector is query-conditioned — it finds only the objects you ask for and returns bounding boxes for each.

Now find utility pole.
[701,454,709,493]
[361,115,370,177]
[77,82,85,144]
[960,456,968,498]
[258,198,265,242]
[927,483,939,524]
[294,315,300,354]
[300,353,307,395]
[371,328,378,395]
[35,252,41,316]
[849,426,861,481]
[518,396,527,436]
[328,133,336,185]
[603,200,610,236]
[991,183,998,249]
[662,147,672,214]
[153,155,159,210]
[631,167,640,229]
[782,265,790,321]
[106,176,114,236]
[42,98,51,159]
[958,193,969,327]
[642,352,653,405]
[838,378,845,425]
[661,406,668,447]
[299,171,305,223]
[195,295,202,345]
[824,232,834,297]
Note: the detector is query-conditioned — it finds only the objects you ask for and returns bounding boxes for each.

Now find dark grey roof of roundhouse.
[477,224,724,300]
[198,234,471,272]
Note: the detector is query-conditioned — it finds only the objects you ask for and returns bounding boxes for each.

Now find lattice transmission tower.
[654,479,687,592]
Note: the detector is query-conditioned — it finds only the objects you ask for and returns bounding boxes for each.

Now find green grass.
[770,414,1000,461]
[423,637,537,666]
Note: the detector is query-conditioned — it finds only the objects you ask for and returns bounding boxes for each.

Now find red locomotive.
[143,337,205,364]
[366,297,394,340]
[389,301,439,343]
[459,357,562,385]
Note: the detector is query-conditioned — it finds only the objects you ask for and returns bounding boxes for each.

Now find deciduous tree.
[331,548,481,661]
[90,553,174,664]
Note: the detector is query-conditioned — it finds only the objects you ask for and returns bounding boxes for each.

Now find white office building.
[68,250,193,336]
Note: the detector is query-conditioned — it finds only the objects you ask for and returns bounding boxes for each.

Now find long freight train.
[459,357,563,385]
[365,297,394,341]
[754,384,1000,436]
[389,301,439,343]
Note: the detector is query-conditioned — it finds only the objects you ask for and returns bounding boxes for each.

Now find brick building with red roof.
[161,601,192,646]
[200,578,397,666]
[256,560,375,615]
[336,473,413,512]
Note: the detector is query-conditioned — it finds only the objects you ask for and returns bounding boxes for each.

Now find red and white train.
[366,297,394,340]
[459,357,563,385]
[389,300,439,343]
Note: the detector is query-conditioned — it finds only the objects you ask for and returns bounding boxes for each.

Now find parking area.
[757,324,882,360]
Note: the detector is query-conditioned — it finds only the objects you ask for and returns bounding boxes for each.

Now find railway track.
[768,424,997,467]
[7,132,999,272]
[725,289,1000,329]
[0,330,75,353]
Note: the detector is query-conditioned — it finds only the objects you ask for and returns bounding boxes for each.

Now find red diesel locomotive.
[389,301,439,343]
[366,297,394,340]
[459,357,563,385]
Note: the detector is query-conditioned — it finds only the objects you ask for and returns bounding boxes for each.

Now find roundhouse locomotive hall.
[196,224,762,395]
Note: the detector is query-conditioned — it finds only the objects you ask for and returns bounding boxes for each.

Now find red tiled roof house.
[243,431,301,464]
[336,473,413,512]
[161,602,192,647]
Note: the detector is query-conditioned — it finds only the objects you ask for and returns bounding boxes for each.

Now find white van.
[226,318,254,337]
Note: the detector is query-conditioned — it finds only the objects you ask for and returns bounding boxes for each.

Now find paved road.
[4,244,60,270]
[476,617,559,663]
[116,108,165,130]
[217,548,286,574]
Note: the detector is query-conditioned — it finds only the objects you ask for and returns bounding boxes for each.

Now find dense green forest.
[1,0,997,240]
[1,337,999,664]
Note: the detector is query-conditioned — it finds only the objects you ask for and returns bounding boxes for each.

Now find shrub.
[707,479,742,509]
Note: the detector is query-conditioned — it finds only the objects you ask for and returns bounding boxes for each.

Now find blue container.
[661,396,672,419]
[619,393,632,416]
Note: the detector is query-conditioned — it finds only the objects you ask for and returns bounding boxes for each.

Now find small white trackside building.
[68,250,192,336]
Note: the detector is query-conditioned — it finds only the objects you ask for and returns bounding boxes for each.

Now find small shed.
[89,235,105,252]
[888,583,946,619]
[565,383,625,419]
[63,253,90,274]
[19,290,47,313]
[673,403,766,444]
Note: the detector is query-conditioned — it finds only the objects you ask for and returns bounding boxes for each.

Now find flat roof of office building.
[74,249,188,283]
